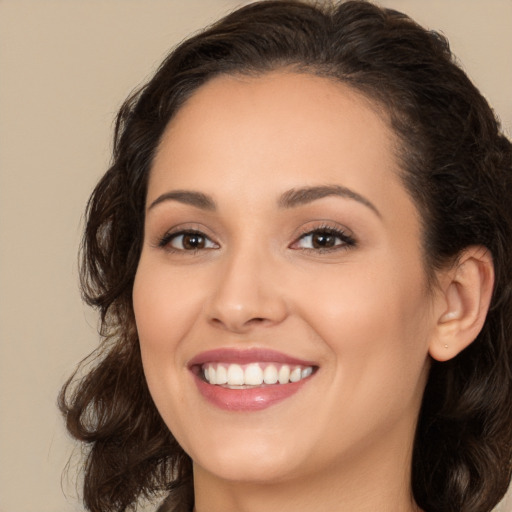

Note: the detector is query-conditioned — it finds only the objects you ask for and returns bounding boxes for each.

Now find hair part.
[59,2,512,511]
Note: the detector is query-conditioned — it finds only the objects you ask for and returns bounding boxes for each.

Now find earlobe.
[429,246,494,362]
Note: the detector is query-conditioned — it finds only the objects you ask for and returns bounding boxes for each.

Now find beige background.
[0,1,510,511]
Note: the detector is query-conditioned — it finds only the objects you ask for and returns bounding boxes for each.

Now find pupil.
[313,233,335,248]
[183,234,204,250]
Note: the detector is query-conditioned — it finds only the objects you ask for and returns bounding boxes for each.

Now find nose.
[206,247,288,334]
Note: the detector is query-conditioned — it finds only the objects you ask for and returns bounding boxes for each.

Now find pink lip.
[188,348,317,412]
[188,348,316,367]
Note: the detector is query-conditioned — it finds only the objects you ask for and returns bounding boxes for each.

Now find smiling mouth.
[189,349,318,410]
[199,362,316,388]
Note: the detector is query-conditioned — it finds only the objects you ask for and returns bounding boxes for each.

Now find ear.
[429,246,494,362]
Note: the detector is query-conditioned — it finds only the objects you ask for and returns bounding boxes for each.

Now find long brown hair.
[59,2,512,511]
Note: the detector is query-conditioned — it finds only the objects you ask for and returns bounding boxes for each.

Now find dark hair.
[59,1,512,511]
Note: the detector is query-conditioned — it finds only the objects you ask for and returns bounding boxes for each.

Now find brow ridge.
[147,184,379,216]
[278,185,380,216]
[148,190,216,211]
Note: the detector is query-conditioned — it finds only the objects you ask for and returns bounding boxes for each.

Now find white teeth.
[227,364,244,385]
[301,366,313,379]
[202,362,314,386]
[263,364,278,384]
[216,365,228,385]
[278,365,290,384]
[289,367,302,382]
[244,363,264,385]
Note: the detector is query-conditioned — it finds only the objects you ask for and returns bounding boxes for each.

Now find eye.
[292,227,355,252]
[159,230,218,252]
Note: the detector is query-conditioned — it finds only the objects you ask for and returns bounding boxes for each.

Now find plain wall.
[0,1,510,511]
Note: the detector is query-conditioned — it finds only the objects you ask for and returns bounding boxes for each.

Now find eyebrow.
[148,190,216,211]
[147,184,380,217]
[278,185,381,217]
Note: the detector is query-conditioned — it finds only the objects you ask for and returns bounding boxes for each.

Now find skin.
[133,71,449,512]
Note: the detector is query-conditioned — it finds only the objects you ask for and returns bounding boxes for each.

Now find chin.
[188,430,307,483]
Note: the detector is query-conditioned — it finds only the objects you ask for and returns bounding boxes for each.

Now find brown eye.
[311,232,337,249]
[181,233,206,250]
[163,231,218,251]
[293,227,356,252]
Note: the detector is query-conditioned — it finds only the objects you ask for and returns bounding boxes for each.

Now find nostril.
[245,317,270,327]
[209,315,270,332]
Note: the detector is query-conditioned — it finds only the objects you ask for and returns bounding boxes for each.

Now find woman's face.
[133,72,439,485]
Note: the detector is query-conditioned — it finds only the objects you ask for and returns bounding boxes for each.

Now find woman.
[59,1,512,511]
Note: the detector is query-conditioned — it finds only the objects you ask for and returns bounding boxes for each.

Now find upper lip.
[188,348,317,368]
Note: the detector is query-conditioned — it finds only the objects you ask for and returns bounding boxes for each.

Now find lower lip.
[193,374,309,411]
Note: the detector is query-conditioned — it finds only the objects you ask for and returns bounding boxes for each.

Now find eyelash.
[292,225,356,253]
[158,229,217,253]
[157,225,356,254]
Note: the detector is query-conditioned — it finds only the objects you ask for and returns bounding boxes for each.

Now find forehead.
[149,72,415,226]
[162,71,394,149]
[153,72,398,180]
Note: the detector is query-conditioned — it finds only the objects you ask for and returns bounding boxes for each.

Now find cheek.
[132,259,205,414]
[132,260,199,428]
[133,259,203,353]
[297,258,432,398]
[304,254,429,331]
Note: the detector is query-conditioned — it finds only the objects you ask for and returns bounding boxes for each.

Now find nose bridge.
[207,237,286,332]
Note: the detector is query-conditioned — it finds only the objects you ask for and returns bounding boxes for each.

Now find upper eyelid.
[293,222,355,240]
[156,222,216,240]
[159,228,217,246]
[297,225,349,236]
[294,227,354,243]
